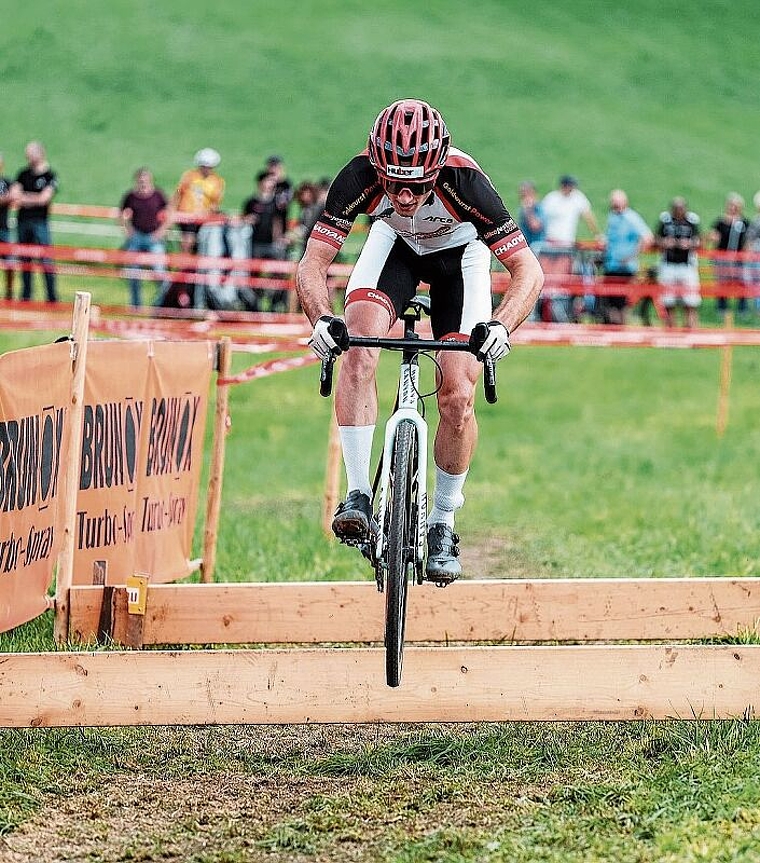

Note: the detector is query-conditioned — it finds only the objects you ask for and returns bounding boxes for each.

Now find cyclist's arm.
[491,246,544,334]
[296,236,339,325]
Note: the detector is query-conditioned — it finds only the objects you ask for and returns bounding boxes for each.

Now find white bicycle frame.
[374,354,428,570]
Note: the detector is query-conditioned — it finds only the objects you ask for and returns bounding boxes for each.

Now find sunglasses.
[381,177,437,195]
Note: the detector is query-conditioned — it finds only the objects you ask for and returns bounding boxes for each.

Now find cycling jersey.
[309,148,527,264]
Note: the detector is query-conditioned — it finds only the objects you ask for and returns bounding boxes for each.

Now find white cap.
[194,147,221,168]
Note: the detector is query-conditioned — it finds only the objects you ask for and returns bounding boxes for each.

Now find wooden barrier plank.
[68,578,760,646]
[0,645,757,726]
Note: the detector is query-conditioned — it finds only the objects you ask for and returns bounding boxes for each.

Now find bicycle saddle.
[404,294,431,319]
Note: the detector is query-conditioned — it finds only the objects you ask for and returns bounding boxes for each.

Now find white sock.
[428,466,468,529]
[338,425,375,498]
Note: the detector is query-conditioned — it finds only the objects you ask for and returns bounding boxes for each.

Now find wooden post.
[54,292,91,644]
[716,311,734,437]
[323,413,341,536]
[201,338,232,583]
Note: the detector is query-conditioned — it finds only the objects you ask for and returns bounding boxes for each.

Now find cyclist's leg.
[428,239,490,478]
[331,299,388,537]
[433,350,481,475]
[332,225,416,538]
[425,241,491,580]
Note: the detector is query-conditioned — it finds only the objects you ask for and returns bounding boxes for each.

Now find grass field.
[2,326,760,860]
[3,1,759,225]
[4,2,760,860]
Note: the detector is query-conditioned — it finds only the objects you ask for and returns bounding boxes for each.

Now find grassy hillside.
[4,6,760,861]
[2,0,758,225]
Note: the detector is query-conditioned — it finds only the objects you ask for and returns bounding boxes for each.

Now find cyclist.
[296,98,544,583]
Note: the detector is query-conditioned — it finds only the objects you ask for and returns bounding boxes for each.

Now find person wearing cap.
[539,175,600,321]
[171,148,225,254]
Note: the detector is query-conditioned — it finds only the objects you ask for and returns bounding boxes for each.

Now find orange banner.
[135,341,213,583]
[0,342,72,633]
[73,342,151,585]
[72,341,213,586]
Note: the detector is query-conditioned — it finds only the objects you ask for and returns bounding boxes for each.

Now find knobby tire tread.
[385,420,416,687]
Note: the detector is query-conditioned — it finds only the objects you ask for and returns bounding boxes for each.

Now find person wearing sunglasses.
[297,98,544,582]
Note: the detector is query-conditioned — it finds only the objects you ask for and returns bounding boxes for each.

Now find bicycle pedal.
[428,575,458,589]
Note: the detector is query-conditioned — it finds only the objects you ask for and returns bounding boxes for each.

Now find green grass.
[3,2,760,858]
[2,0,759,223]
[3,326,760,859]
[3,722,760,860]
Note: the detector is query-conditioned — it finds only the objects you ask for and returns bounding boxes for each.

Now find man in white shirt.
[539,175,600,321]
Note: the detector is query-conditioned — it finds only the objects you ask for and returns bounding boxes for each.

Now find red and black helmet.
[368,99,450,184]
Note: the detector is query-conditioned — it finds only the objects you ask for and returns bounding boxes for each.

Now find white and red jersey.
[309,148,527,264]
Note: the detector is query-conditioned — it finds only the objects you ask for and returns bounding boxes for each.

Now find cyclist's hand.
[472,320,511,362]
[309,315,349,360]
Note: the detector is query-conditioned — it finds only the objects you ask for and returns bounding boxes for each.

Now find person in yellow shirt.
[171,148,225,253]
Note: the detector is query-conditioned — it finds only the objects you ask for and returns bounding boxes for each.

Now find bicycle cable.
[378,346,444,419]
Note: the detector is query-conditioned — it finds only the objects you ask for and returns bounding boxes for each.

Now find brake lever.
[469,323,498,404]
[319,353,336,397]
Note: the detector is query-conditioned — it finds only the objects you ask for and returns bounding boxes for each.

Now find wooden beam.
[201,338,231,583]
[54,292,91,643]
[0,645,757,727]
[68,578,760,646]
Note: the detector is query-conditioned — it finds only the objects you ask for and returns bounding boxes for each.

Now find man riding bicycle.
[296,98,544,583]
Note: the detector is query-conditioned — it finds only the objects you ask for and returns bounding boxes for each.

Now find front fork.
[373,356,428,590]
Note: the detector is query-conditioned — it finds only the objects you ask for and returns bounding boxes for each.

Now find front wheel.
[384,419,418,687]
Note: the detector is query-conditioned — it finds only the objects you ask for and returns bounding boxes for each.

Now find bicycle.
[319,295,497,687]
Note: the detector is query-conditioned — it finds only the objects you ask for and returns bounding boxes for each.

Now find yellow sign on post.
[126,574,149,616]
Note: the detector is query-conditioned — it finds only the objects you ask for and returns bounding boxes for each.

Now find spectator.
[264,155,293,240]
[540,175,600,321]
[242,170,287,311]
[11,141,59,303]
[119,168,171,308]
[517,181,546,321]
[599,189,653,324]
[0,153,15,300]
[745,191,760,311]
[516,180,545,251]
[708,192,748,319]
[655,196,701,329]
[171,148,225,254]
[286,181,322,261]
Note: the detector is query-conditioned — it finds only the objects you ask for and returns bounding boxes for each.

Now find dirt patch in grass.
[1,765,522,863]
[461,531,539,579]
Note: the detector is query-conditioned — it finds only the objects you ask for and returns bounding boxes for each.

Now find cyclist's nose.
[397,187,416,204]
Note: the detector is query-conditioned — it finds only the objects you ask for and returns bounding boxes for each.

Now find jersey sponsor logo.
[322,212,353,231]
[313,223,346,245]
[423,216,454,223]
[483,218,518,241]
[394,225,453,241]
[343,185,379,217]
[345,288,395,319]
[440,181,487,222]
[386,165,425,179]
[493,233,527,257]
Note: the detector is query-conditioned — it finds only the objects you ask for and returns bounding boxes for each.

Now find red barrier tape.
[217,354,318,386]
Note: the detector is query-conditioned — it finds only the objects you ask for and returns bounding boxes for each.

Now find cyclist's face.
[381,176,436,217]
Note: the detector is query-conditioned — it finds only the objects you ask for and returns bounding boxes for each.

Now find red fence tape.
[216,354,318,386]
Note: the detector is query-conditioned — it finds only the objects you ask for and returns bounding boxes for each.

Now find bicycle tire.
[384,419,418,687]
